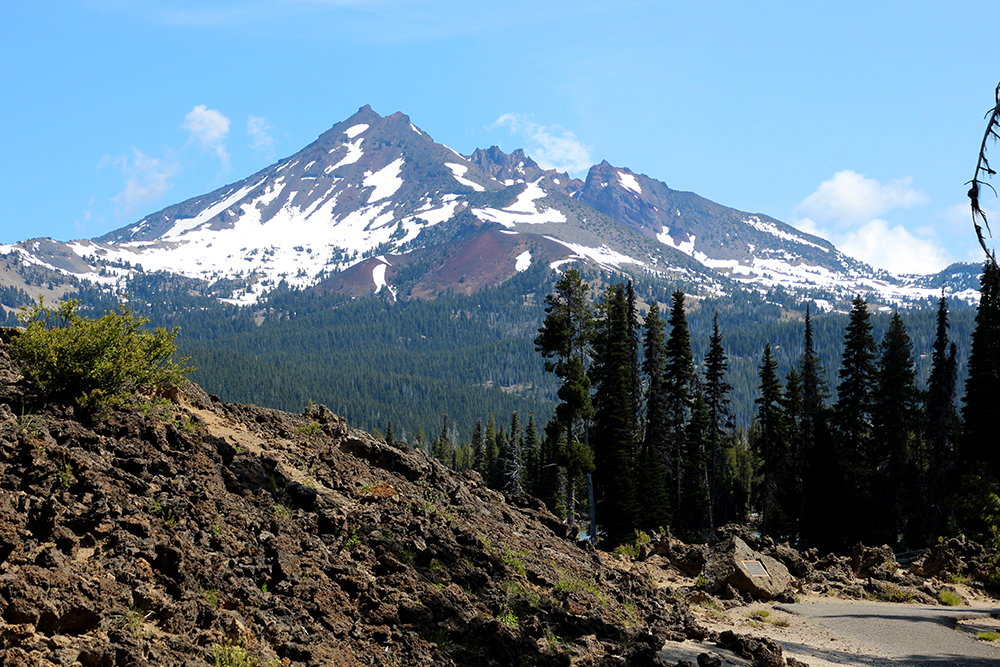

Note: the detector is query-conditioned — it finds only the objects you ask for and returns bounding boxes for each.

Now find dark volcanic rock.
[0,341,703,666]
[703,537,793,601]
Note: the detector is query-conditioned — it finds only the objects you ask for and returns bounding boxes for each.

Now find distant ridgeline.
[69,261,976,449]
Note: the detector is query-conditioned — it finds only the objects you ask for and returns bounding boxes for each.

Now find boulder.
[703,536,793,600]
[850,542,897,578]
[716,630,785,667]
[766,542,814,578]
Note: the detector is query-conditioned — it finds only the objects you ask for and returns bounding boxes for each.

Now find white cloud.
[493,113,593,175]
[182,105,231,172]
[836,219,951,275]
[796,170,928,225]
[793,170,950,274]
[247,115,275,154]
[105,148,178,220]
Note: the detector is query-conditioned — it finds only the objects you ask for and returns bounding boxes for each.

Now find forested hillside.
[442,266,997,566]
[69,264,976,446]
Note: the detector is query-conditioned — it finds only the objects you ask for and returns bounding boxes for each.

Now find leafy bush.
[10,297,191,413]
[937,589,963,606]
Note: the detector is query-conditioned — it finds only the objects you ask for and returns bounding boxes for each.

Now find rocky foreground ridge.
[0,337,996,667]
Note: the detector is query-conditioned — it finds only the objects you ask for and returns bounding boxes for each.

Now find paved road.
[777,601,1000,666]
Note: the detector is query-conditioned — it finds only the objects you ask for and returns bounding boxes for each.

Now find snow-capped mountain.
[0,105,982,308]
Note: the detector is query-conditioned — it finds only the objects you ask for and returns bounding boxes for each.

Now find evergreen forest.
[59,260,999,557]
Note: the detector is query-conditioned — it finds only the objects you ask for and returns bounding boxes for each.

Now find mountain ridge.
[0,105,984,310]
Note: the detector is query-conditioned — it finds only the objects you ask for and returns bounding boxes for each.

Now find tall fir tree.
[485,415,499,486]
[664,291,695,528]
[590,283,640,546]
[924,296,959,541]
[961,261,1000,473]
[639,300,672,531]
[957,262,1000,539]
[703,312,733,529]
[782,367,803,541]
[873,312,919,548]
[798,305,835,550]
[523,413,541,497]
[535,269,595,519]
[835,295,878,546]
[625,281,644,438]
[432,414,450,462]
[680,391,713,541]
[504,412,524,498]
[753,343,788,537]
[471,418,486,478]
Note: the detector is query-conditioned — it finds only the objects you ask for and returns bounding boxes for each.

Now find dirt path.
[777,600,1000,666]
[679,595,1000,667]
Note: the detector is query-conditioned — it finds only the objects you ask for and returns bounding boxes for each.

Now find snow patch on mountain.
[657,229,696,256]
[544,237,639,270]
[445,163,485,192]
[329,137,365,171]
[744,216,828,252]
[471,182,566,227]
[618,171,641,194]
[363,157,405,202]
[344,124,368,138]
[163,179,265,239]
[515,250,531,272]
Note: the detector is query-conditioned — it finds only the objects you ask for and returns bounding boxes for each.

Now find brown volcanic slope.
[312,227,573,300]
[0,338,707,667]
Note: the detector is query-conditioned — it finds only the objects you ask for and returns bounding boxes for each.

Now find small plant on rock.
[118,604,150,639]
[208,639,258,667]
[54,459,75,490]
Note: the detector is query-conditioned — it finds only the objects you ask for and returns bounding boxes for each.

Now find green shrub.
[871,582,915,603]
[11,297,191,413]
[978,631,1000,641]
[208,639,257,667]
[937,589,963,606]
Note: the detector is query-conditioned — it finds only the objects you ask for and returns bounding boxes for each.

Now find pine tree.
[798,305,835,550]
[590,283,640,545]
[835,295,878,545]
[504,412,524,498]
[523,413,541,496]
[782,367,803,540]
[535,269,595,517]
[873,312,919,548]
[485,415,499,485]
[471,418,486,477]
[753,343,787,537]
[680,391,712,541]
[924,296,959,541]
[535,269,594,447]
[385,420,394,448]
[432,414,450,463]
[625,281,643,438]
[957,262,1000,539]
[961,261,1000,473]
[664,291,695,527]
[703,312,733,529]
[639,300,671,531]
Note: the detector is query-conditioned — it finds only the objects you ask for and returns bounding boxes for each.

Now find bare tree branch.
[969,80,1000,265]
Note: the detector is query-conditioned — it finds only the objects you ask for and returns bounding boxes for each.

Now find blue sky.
[2,0,998,274]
